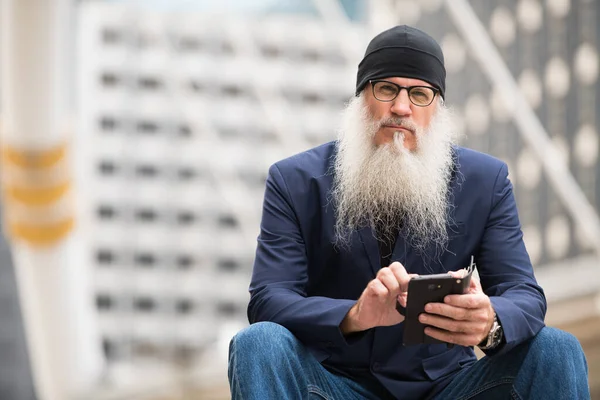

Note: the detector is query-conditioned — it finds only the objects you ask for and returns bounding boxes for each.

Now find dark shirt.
[377,223,400,269]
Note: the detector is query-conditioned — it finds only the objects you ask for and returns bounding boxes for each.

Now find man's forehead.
[377,76,434,87]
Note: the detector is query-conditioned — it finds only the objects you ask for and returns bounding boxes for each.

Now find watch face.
[480,317,502,350]
[492,325,503,344]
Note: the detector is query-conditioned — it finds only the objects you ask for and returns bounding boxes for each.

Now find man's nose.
[390,89,412,117]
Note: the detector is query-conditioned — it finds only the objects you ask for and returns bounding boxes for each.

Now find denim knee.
[532,327,582,351]
[229,322,299,361]
[529,327,587,367]
[511,327,590,400]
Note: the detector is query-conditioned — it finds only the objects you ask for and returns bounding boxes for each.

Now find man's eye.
[380,85,397,93]
[411,89,429,99]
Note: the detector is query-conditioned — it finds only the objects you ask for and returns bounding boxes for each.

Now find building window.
[177,210,196,225]
[101,72,121,87]
[102,28,123,45]
[99,116,118,132]
[217,214,238,228]
[137,120,159,134]
[98,161,118,175]
[135,208,157,222]
[134,296,155,312]
[177,167,197,181]
[178,124,192,138]
[175,298,194,314]
[97,205,117,219]
[216,301,239,316]
[134,252,156,267]
[96,249,116,265]
[138,76,163,90]
[217,258,240,272]
[176,254,194,269]
[96,294,113,310]
[135,164,159,178]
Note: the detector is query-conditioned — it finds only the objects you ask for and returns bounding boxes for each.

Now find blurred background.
[0,0,599,399]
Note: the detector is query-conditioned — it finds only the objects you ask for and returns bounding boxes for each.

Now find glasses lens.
[409,87,435,106]
[373,81,398,101]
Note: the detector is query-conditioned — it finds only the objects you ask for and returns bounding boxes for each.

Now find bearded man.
[228,26,589,399]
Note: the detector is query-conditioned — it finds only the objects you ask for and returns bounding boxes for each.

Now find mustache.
[377,117,418,133]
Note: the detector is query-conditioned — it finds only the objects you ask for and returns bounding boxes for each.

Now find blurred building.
[75,1,368,396]
[1,0,598,398]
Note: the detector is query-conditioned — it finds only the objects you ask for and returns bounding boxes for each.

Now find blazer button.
[372,362,381,372]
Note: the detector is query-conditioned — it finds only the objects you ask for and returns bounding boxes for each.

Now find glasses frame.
[369,79,440,107]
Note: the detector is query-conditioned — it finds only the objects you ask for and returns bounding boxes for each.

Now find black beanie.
[355,25,446,99]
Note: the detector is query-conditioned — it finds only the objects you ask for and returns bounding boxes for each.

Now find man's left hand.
[418,271,495,347]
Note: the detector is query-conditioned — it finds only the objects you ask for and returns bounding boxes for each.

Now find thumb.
[467,274,483,294]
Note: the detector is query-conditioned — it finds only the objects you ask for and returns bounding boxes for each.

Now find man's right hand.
[340,262,417,335]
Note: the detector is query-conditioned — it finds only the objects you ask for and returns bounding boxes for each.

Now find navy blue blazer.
[248,141,546,399]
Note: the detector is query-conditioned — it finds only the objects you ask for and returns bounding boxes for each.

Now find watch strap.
[479,313,503,350]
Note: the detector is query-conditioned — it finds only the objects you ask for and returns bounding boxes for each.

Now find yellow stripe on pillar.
[1,143,67,169]
[4,181,71,206]
[7,218,75,246]
[0,142,74,246]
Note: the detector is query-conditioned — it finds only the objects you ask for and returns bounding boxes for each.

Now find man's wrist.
[340,305,365,335]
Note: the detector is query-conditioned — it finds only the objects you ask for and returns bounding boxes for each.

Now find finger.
[443,293,489,310]
[388,261,406,270]
[423,327,480,347]
[404,273,420,290]
[424,302,472,320]
[377,268,400,296]
[447,269,466,279]
[366,279,389,300]
[419,313,480,334]
[389,262,412,292]
[467,275,482,294]
[396,279,418,307]
[397,292,408,307]
[426,300,492,324]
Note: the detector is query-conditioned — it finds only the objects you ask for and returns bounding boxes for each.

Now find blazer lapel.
[391,233,409,270]
[357,226,380,277]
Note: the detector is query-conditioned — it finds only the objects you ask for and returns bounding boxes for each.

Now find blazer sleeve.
[247,163,360,349]
[477,162,547,356]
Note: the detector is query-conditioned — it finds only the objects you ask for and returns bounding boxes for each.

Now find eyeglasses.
[370,80,439,107]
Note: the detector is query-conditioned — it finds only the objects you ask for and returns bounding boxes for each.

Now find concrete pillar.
[0,0,104,399]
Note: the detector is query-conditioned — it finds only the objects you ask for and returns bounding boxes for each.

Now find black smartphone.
[402,263,474,346]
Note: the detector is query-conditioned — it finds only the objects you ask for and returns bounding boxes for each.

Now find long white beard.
[332,94,458,253]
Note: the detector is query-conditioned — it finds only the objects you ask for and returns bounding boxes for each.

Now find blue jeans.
[228,322,590,399]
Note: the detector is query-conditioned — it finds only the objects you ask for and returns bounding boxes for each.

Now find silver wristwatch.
[479,313,503,350]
